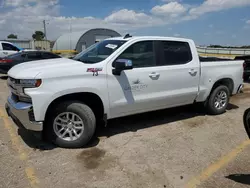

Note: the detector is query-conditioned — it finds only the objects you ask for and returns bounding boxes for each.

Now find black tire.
[206,85,230,115]
[243,108,250,139]
[45,101,96,148]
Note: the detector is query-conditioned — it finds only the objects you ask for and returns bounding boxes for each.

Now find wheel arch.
[210,78,234,96]
[44,92,105,124]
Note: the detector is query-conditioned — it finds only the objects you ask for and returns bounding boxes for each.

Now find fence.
[197,47,250,58]
[3,39,51,51]
[31,40,51,51]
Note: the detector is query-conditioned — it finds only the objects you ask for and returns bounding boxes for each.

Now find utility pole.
[43,20,47,40]
[69,18,72,50]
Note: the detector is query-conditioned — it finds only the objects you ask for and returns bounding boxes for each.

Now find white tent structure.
[53,28,121,53]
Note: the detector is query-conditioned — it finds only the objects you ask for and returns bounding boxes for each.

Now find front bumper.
[5,96,43,131]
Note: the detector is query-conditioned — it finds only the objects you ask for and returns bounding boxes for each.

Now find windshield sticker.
[87,68,103,76]
[105,44,118,49]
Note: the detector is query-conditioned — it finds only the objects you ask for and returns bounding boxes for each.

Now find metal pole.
[70,18,72,51]
[43,20,47,40]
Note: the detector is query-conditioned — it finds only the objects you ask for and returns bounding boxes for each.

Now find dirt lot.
[0,74,250,188]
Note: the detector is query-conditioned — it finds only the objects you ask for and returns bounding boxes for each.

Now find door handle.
[149,72,160,77]
[189,69,197,76]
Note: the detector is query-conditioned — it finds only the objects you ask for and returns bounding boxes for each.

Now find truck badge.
[87,68,103,76]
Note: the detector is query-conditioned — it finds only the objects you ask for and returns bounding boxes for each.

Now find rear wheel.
[244,108,250,138]
[206,85,230,115]
[45,101,96,148]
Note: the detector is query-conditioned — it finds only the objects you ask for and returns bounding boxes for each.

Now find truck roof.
[0,41,14,44]
[107,36,193,42]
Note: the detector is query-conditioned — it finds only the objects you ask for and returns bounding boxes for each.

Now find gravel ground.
[0,74,250,188]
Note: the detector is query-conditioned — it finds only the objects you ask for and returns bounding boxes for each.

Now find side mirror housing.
[112,59,133,75]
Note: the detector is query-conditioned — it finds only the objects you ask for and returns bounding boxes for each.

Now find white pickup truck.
[5,36,244,148]
[0,41,21,58]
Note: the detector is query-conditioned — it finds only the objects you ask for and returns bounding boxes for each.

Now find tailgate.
[235,55,250,70]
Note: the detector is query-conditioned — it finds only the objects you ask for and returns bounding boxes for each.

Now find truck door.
[2,43,20,57]
[107,40,162,118]
[151,40,200,107]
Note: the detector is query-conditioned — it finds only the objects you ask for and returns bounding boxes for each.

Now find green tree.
[32,31,45,40]
[7,34,18,39]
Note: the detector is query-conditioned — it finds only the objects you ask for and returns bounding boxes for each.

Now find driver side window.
[118,41,156,68]
[2,43,19,51]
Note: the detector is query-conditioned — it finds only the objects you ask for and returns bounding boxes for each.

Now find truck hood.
[8,58,92,79]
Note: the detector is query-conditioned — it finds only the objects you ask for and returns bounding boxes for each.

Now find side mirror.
[112,59,133,75]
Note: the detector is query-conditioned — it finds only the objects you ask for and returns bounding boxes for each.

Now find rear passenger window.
[42,52,60,59]
[160,41,192,66]
[118,41,156,68]
[27,52,42,60]
[12,53,26,60]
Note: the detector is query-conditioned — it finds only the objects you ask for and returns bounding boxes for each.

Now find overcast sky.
[0,0,250,46]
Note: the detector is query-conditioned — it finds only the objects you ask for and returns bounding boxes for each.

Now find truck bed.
[199,56,233,62]
[196,59,244,102]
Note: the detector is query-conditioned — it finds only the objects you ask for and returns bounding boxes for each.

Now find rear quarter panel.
[196,60,244,102]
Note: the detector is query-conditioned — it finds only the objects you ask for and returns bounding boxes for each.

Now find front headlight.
[19,79,42,88]
[18,79,42,103]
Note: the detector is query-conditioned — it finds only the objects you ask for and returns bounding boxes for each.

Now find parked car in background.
[235,55,250,81]
[5,36,244,148]
[0,51,61,74]
[0,41,21,58]
[244,108,250,138]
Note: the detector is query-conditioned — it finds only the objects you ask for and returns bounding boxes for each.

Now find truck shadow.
[14,102,239,150]
[9,117,57,151]
[17,128,57,151]
[95,103,239,139]
[226,174,250,185]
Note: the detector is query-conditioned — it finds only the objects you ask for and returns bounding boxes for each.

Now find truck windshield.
[73,40,127,64]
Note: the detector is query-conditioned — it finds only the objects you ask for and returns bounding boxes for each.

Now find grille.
[8,77,32,103]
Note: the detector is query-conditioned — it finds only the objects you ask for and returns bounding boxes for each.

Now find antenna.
[124,33,132,39]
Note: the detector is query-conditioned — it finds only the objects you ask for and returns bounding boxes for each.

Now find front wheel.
[244,108,250,138]
[45,101,96,148]
[206,85,230,115]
